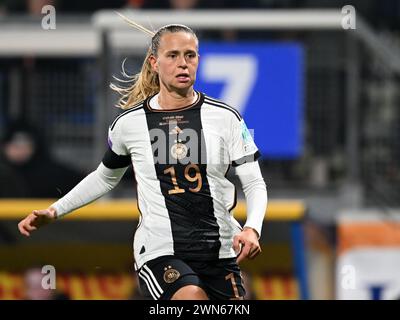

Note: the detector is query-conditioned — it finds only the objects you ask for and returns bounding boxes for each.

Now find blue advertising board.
[195,43,304,159]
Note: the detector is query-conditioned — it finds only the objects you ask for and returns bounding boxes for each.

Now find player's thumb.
[232,236,241,254]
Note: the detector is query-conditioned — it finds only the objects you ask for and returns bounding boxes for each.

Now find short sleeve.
[228,115,261,167]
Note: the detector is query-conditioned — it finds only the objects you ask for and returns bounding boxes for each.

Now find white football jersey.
[103,91,260,269]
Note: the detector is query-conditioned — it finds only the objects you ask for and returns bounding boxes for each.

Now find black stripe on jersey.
[204,97,242,121]
[229,189,238,212]
[102,147,131,169]
[144,100,221,260]
[204,100,242,121]
[110,103,144,131]
[224,164,238,212]
[232,150,261,167]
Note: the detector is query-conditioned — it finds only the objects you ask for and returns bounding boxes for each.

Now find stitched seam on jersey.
[203,99,242,121]
[112,101,143,121]
[110,104,143,130]
[204,96,242,120]
[110,104,144,130]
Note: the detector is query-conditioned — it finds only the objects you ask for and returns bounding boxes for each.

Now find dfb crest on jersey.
[171,140,188,160]
[163,266,180,284]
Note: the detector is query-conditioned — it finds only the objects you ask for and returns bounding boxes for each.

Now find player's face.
[150,32,199,93]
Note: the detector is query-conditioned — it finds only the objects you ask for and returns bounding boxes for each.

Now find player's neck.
[157,87,196,110]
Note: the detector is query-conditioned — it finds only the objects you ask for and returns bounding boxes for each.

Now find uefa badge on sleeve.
[241,121,256,153]
[241,121,252,144]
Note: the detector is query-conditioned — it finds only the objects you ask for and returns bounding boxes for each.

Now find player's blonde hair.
[110,13,198,110]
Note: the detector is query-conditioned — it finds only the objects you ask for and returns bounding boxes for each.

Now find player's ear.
[149,54,158,73]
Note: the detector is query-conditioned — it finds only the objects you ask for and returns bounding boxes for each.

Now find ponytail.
[110,49,160,110]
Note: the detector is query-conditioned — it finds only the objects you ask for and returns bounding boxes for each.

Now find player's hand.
[18,208,57,237]
[233,227,261,264]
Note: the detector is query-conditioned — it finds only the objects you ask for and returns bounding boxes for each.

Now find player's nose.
[177,56,188,68]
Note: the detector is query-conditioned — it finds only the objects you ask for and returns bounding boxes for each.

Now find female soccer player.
[18,20,268,300]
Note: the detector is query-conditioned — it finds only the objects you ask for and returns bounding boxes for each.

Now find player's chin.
[173,80,194,90]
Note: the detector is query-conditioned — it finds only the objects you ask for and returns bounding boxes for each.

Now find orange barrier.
[338,221,400,255]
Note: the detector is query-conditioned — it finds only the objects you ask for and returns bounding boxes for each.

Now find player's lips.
[176,73,190,82]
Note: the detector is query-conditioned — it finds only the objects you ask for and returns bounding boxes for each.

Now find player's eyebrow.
[165,49,197,55]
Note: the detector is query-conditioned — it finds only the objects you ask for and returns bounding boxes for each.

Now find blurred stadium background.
[1,0,400,300]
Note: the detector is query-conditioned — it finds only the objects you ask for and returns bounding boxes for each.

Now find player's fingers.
[33,210,49,217]
[25,224,37,231]
[232,236,241,254]
[22,225,32,235]
[18,214,37,236]
[17,222,25,235]
[248,246,261,259]
[18,222,30,237]
[237,242,252,263]
[236,250,247,264]
[27,214,38,225]
[244,242,253,256]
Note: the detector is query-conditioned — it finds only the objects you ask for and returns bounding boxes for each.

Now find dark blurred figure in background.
[0,120,83,198]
